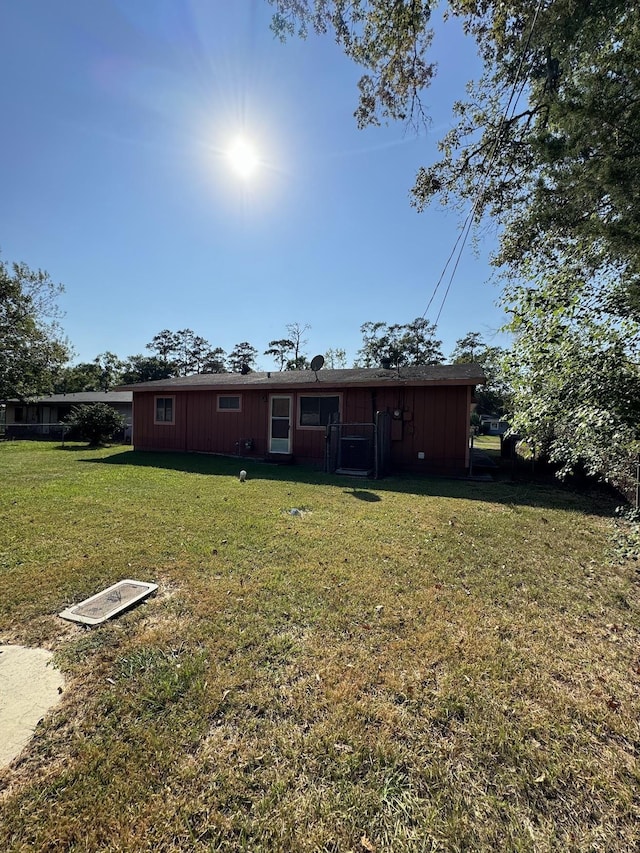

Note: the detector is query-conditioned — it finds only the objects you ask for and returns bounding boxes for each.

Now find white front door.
[41,406,51,434]
[269,395,292,453]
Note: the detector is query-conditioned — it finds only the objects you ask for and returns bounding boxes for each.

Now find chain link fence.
[2,422,132,443]
[326,412,391,478]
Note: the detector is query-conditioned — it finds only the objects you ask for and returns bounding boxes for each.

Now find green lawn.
[1,441,638,851]
[472,434,501,454]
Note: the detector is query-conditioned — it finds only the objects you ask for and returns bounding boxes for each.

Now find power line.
[421,0,546,327]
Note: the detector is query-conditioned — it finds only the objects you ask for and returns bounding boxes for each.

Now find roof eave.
[120,376,485,393]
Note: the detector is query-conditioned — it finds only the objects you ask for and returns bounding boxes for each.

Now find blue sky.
[0,0,507,369]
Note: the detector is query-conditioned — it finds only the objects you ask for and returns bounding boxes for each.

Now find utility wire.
[421,0,546,327]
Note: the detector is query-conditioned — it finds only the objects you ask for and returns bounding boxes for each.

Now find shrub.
[64,403,125,446]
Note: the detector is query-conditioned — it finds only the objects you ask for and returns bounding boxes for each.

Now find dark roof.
[8,392,132,404]
[119,364,485,393]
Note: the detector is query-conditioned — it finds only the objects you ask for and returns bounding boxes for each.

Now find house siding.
[373,385,470,474]
[132,383,472,475]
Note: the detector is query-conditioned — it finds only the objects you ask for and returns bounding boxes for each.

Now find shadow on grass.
[79,448,617,516]
[344,489,382,502]
[58,443,129,452]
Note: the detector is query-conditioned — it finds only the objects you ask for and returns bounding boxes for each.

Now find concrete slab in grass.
[0,645,65,768]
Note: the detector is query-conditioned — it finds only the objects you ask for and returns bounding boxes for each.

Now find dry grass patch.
[0,441,639,851]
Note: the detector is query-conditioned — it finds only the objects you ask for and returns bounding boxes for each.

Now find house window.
[299,395,340,428]
[14,406,24,422]
[155,396,174,424]
[217,395,241,412]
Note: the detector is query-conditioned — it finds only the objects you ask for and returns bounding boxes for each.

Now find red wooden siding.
[134,390,270,456]
[132,383,472,475]
[372,385,470,474]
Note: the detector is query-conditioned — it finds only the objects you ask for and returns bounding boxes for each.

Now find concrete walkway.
[0,645,65,768]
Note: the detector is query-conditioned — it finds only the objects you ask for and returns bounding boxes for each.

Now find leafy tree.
[172,329,212,376]
[93,351,124,390]
[272,2,639,309]
[397,317,444,365]
[263,323,311,370]
[146,329,178,365]
[55,352,129,391]
[356,318,443,368]
[265,338,295,371]
[172,329,194,375]
[270,0,640,483]
[145,329,226,375]
[324,347,348,368]
[54,361,104,393]
[450,332,484,364]
[119,355,174,384]
[355,322,389,367]
[0,258,70,401]
[287,354,310,371]
[503,270,640,488]
[201,347,227,374]
[270,1,435,129]
[228,342,258,373]
[64,403,125,447]
[411,0,640,319]
[451,332,510,416]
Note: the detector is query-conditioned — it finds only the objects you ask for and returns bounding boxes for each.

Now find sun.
[226,137,260,180]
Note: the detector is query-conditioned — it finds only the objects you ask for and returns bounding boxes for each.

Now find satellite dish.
[310,354,325,372]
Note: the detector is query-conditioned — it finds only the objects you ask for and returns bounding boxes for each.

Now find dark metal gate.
[326,411,391,478]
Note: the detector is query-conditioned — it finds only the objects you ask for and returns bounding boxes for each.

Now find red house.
[122,364,485,477]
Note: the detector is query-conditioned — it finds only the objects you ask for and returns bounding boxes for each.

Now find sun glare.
[226,137,260,180]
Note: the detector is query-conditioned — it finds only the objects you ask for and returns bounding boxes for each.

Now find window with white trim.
[217,395,241,412]
[154,396,174,424]
[299,395,340,428]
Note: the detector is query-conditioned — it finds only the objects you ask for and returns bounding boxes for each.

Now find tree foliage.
[228,341,259,373]
[264,323,311,370]
[503,269,640,488]
[324,347,348,368]
[145,329,227,376]
[272,1,639,307]
[118,355,175,385]
[264,338,295,371]
[55,352,126,392]
[0,258,70,401]
[412,0,640,317]
[54,361,104,393]
[450,331,510,416]
[356,318,443,367]
[270,0,640,485]
[270,1,435,129]
[64,403,125,447]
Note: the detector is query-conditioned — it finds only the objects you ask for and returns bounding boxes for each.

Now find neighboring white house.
[479,414,509,436]
[3,392,133,440]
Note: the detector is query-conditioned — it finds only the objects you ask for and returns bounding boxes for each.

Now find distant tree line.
[1,253,510,421]
[53,320,508,411]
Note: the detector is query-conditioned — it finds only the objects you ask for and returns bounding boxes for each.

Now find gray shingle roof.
[118,364,485,392]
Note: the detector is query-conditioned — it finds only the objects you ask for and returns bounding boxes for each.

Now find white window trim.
[216,394,242,413]
[297,393,342,430]
[154,395,175,425]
